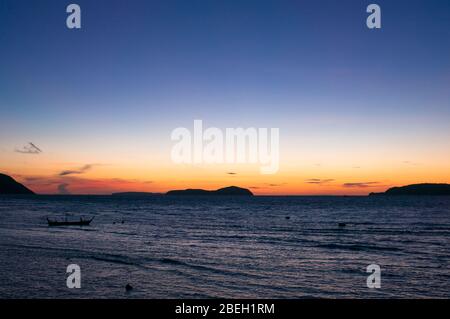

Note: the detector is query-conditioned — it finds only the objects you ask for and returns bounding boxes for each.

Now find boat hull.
[47,218,94,227]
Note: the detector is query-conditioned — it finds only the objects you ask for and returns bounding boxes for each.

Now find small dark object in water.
[125,284,133,291]
[285,216,291,220]
[121,220,125,224]
[338,223,346,227]
[47,217,94,227]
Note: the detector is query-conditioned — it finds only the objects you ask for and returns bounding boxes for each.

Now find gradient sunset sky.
[1,0,449,195]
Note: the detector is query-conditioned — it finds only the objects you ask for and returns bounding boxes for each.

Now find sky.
[0,0,449,195]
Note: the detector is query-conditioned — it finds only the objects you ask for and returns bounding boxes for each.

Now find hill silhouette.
[166,186,253,196]
[370,183,450,196]
[0,173,35,195]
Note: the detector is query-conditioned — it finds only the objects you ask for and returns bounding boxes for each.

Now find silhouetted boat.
[47,217,94,227]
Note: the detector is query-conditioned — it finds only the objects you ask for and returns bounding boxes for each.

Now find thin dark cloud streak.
[248,183,287,189]
[59,164,93,176]
[15,142,42,154]
[305,179,335,185]
[342,182,379,188]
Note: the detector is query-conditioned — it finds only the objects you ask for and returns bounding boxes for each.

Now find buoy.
[285,216,291,220]
[125,284,133,291]
[338,223,346,227]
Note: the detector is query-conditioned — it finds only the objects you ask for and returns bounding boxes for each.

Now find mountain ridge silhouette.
[0,173,35,194]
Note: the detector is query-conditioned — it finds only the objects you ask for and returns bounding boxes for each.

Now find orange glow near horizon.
[3,159,449,196]
[2,134,449,195]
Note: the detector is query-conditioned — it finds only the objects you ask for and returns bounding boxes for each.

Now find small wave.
[159,258,264,279]
[160,258,226,274]
[160,258,186,266]
[317,243,401,252]
[89,255,138,266]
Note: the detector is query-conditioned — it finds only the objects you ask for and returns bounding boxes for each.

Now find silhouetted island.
[112,192,163,197]
[370,183,450,196]
[166,186,253,196]
[0,173,35,195]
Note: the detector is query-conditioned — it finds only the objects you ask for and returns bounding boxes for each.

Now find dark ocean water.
[0,195,449,299]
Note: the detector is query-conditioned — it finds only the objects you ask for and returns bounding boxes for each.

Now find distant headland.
[166,186,254,196]
[112,186,253,197]
[0,173,35,195]
[111,186,254,197]
[370,183,450,196]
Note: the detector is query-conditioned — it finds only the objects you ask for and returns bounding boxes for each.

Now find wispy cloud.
[59,164,94,176]
[15,142,42,154]
[20,174,156,195]
[248,183,286,190]
[267,183,286,187]
[11,161,153,195]
[24,176,46,183]
[342,182,379,188]
[305,178,335,185]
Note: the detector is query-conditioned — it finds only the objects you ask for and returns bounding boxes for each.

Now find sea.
[0,195,449,299]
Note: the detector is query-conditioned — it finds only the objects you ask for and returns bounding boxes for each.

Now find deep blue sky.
[1,1,449,118]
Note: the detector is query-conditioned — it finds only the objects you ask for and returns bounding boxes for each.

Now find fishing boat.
[47,216,94,227]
